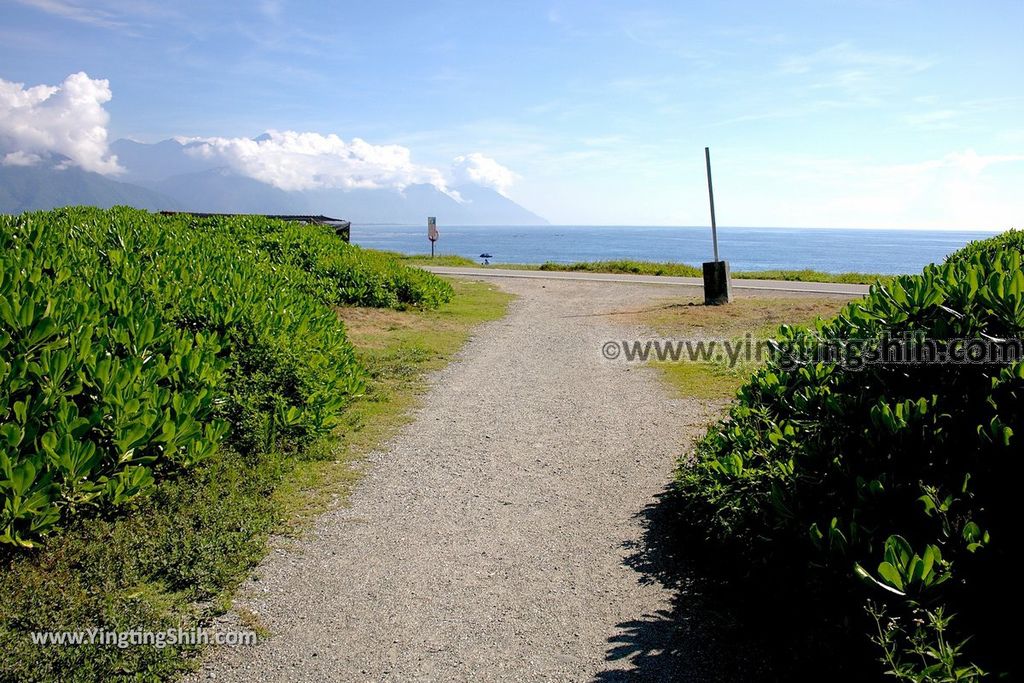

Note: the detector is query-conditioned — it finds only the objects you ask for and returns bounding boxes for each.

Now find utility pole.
[705,147,719,262]
[701,147,731,305]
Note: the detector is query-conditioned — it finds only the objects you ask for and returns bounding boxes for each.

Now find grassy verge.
[391,253,893,285]
[0,278,511,683]
[632,295,852,399]
[542,261,891,284]
[733,268,890,285]
[540,260,701,277]
[391,253,482,267]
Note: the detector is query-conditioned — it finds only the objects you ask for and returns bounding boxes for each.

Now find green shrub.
[1,207,453,546]
[672,246,1022,677]
[0,216,227,547]
[946,227,1023,263]
[0,445,289,682]
[203,217,454,309]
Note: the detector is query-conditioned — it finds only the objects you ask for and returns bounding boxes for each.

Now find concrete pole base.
[703,261,732,305]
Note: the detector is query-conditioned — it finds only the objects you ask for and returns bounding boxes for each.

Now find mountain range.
[0,138,548,225]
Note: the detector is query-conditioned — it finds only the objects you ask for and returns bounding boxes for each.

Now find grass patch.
[0,278,511,683]
[540,259,703,277]
[635,295,851,399]
[733,269,892,285]
[379,251,480,267]
[543,260,890,284]
[654,360,750,400]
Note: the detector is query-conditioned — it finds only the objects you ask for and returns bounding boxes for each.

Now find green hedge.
[947,227,1024,263]
[208,216,454,309]
[0,218,227,547]
[672,233,1022,678]
[0,207,453,547]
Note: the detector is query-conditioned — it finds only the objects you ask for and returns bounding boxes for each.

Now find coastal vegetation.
[540,259,702,277]
[3,206,1015,679]
[0,207,509,680]
[668,231,1021,678]
[541,260,891,284]
[733,268,890,285]
[947,227,1023,262]
[394,253,482,268]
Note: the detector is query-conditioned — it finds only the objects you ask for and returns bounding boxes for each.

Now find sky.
[1,0,1022,228]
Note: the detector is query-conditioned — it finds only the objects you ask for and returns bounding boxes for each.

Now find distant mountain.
[0,163,179,214]
[301,183,549,225]
[0,138,549,225]
[302,185,442,224]
[109,138,213,182]
[450,183,549,225]
[147,167,307,214]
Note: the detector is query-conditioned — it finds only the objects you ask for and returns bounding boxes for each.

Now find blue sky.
[1,0,1022,228]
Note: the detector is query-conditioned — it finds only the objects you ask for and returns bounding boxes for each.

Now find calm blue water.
[350,225,1001,275]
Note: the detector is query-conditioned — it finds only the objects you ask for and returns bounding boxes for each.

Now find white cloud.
[258,0,282,20]
[780,42,932,76]
[2,151,43,166]
[945,149,1024,176]
[730,148,1024,229]
[181,132,521,197]
[0,72,520,195]
[13,0,128,30]
[775,42,933,108]
[451,153,519,195]
[179,130,453,194]
[0,72,122,174]
[13,0,172,32]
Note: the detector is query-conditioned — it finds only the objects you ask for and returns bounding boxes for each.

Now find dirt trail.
[191,278,724,682]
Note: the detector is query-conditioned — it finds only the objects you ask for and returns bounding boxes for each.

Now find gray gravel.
[188,278,725,682]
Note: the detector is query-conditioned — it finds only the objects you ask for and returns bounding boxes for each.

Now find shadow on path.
[593,490,784,683]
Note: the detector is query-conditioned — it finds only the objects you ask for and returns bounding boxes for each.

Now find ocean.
[349,225,1001,275]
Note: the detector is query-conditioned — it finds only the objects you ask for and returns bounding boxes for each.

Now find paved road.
[420,266,871,297]
[191,277,742,682]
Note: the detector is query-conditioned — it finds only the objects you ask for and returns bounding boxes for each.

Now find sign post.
[427,216,438,258]
[702,147,732,305]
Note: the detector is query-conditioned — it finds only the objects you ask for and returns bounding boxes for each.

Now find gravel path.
[190,278,725,682]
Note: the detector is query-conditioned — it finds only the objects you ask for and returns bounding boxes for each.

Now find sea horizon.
[353,223,1003,231]
[351,224,1003,275]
